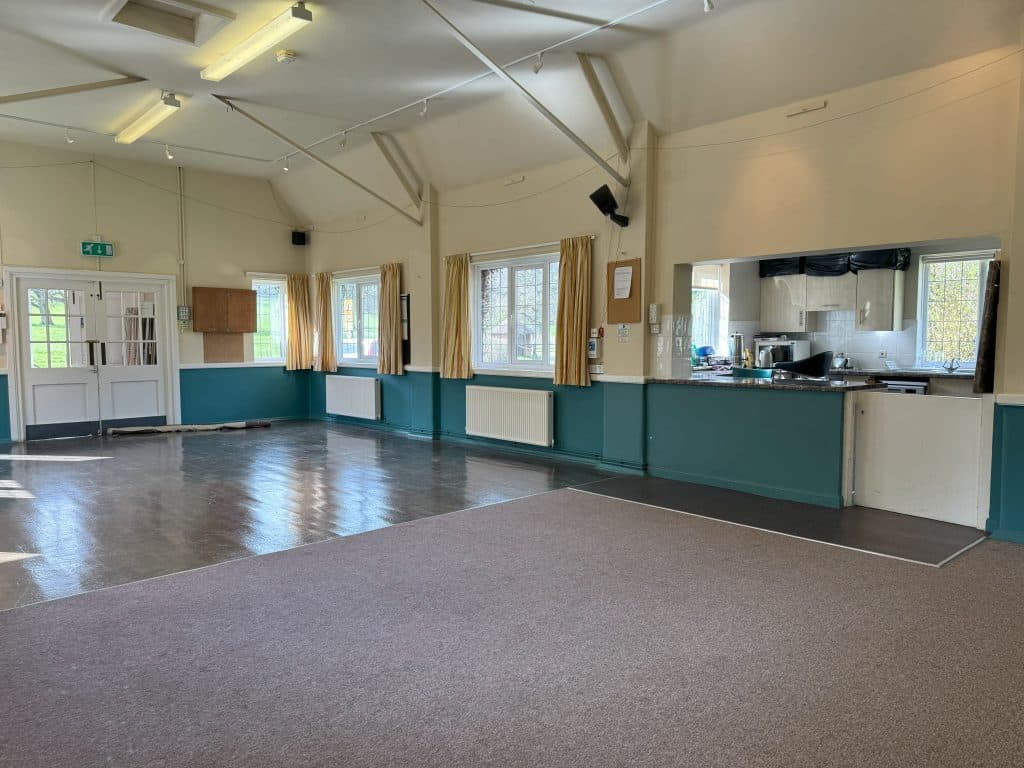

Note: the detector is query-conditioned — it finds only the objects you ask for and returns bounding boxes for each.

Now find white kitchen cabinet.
[806,273,857,311]
[855,269,905,332]
[760,274,813,333]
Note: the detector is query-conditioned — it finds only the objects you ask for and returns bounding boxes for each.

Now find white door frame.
[4,266,181,442]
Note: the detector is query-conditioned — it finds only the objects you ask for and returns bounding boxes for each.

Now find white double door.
[19,276,168,438]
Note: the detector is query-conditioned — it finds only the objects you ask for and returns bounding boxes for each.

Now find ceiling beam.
[371,132,423,213]
[0,76,146,106]
[467,1,643,32]
[214,95,421,227]
[418,0,629,188]
[576,54,630,160]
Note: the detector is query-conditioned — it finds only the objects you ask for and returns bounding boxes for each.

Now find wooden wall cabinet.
[760,274,814,333]
[855,269,905,332]
[192,287,257,333]
[806,273,857,311]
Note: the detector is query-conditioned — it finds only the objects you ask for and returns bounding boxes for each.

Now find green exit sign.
[81,241,114,258]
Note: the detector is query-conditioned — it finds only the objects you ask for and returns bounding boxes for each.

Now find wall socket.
[878,351,887,359]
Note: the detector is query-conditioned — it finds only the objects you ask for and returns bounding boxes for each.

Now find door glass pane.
[103,290,156,367]
[27,287,89,369]
[359,282,378,358]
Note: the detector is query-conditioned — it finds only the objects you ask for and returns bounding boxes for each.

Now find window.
[917,253,993,369]
[27,287,88,369]
[691,264,730,355]
[471,254,559,372]
[252,278,287,362]
[332,275,380,363]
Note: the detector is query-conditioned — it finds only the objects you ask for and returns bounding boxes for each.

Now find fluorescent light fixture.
[114,92,182,144]
[200,2,313,82]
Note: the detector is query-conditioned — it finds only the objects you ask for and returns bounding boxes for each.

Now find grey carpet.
[2,489,1024,767]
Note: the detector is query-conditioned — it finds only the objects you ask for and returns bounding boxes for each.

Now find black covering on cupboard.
[758,249,910,278]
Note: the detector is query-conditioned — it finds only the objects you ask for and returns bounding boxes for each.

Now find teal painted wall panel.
[602,382,646,470]
[180,367,310,424]
[645,384,845,507]
[0,374,10,442]
[310,368,437,435]
[988,405,1024,542]
[439,376,605,460]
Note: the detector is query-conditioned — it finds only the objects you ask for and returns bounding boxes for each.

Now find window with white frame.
[916,252,993,369]
[333,274,380,363]
[471,254,560,372]
[691,264,730,356]
[252,277,287,362]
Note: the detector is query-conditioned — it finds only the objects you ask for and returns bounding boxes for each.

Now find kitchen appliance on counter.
[754,338,810,368]
[773,351,834,380]
[730,333,744,367]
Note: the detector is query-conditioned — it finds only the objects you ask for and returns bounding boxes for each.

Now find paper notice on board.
[613,266,633,299]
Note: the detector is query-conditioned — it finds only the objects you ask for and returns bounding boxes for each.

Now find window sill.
[473,368,554,379]
[336,361,379,369]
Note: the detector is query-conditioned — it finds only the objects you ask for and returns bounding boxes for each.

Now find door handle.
[88,342,95,367]
[100,342,107,366]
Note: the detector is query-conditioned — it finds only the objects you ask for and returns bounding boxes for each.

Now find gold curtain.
[286,273,313,371]
[441,253,473,379]
[378,263,404,376]
[314,272,337,373]
[554,236,592,387]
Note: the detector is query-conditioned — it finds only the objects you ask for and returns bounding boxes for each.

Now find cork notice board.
[606,258,642,324]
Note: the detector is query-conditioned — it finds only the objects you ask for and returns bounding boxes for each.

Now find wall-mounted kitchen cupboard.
[806,273,857,311]
[855,269,905,332]
[192,287,257,333]
[760,274,814,333]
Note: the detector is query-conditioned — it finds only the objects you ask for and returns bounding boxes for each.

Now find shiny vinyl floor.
[0,421,612,611]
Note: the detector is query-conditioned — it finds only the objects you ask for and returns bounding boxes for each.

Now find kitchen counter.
[832,367,974,380]
[652,374,886,392]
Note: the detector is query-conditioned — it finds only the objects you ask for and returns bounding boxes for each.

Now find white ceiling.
[0,0,1020,224]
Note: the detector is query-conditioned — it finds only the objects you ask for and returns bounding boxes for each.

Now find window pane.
[479,266,509,365]
[47,290,67,316]
[334,282,358,360]
[514,266,544,363]
[547,261,559,367]
[360,282,379,359]
[920,259,988,366]
[30,343,49,369]
[254,281,286,361]
[691,288,720,351]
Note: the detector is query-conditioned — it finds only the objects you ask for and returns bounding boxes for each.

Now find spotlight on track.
[283,156,290,172]
[339,131,348,150]
[64,128,75,144]
[419,99,430,117]
[704,0,714,12]
[589,184,629,228]
[164,144,174,161]
[533,52,544,74]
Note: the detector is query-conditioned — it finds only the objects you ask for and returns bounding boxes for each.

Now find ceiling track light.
[419,99,430,117]
[115,92,182,144]
[339,131,348,149]
[200,2,313,82]
[64,128,75,144]
[282,156,290,172]
[164,144,175,161]
[704,0,714,12]
[533,52,544,74]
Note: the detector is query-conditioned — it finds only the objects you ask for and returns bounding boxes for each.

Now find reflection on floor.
[0,421,611,610]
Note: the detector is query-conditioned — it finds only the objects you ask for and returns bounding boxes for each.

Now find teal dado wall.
[987,405,1024,543]
[646,384,846,507]
[310,369,647,473]
[180,366,311,425]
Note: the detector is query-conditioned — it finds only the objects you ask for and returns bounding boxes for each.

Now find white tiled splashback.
[807,310,917,369]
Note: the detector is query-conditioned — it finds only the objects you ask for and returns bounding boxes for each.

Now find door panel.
[19,279,100,434]
[97,284,166,423]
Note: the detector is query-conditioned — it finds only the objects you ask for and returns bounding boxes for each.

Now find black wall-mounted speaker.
[292,231,308,246]
[589,185,629,227]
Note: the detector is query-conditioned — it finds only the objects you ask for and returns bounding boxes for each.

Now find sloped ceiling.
[0,0,1020,225]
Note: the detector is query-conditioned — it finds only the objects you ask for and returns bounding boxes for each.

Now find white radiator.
[326,375,381,420]
[465,386,553,447]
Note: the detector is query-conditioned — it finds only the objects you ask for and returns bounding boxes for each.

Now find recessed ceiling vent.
[101,0,234,46]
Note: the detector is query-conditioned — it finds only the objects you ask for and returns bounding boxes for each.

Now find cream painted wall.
[654,46,1021,389]
[305,188,435,369]
[0,141,302,365]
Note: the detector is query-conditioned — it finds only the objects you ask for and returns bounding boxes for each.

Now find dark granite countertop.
[831,368,974,380]
[651,374,886,392]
